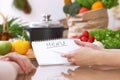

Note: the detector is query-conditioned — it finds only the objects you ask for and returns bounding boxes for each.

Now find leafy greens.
[89,29,120,49]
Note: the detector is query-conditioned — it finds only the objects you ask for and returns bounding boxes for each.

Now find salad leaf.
[98,0,119,9]
[75,0,119,9]
[89,29,120,49]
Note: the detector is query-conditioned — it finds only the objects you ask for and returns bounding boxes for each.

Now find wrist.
[94,50,120,67]
[94,50,108,66]
[87,49,105,66]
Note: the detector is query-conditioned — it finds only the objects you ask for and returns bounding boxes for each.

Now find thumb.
[74,40,87,46]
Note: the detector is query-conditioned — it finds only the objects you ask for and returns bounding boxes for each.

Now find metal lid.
[29,14,62,28]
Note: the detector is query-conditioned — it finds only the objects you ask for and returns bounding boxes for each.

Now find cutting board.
[25,49,36,60]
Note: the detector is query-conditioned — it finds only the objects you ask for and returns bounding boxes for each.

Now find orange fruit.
[91,1,104,10]
[64,0,72,4]
[12,40,30,55]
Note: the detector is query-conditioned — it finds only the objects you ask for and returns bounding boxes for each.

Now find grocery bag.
[66,8,108,38]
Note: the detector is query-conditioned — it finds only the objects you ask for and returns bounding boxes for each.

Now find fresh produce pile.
[63,0,119,16]
[71,29,120,49]
[89,29,120,49]
[0,40,30,55]
[72,30,95,43]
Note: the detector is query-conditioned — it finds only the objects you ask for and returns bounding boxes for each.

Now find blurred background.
[0,0,120,30]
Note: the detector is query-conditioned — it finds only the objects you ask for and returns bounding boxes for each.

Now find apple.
[0,41,12,55]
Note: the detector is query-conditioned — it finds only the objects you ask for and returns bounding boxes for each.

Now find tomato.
[78,7,89,14]
[87,36,95,43]
[79,36,88,42]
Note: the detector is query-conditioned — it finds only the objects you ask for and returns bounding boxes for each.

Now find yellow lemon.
[12,40,30,55]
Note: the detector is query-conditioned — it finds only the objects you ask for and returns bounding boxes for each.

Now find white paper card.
[32,39,80,65]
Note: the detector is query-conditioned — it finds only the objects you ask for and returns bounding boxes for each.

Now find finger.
[61,72,71,78]
[74,40,99,49]
[67,58,77,66]
[85,43,96,47]
[21,57,30,74]
[20,56,36,74]
[24,58,36,74]
[0,56,9,61]
[61,53,72,59]
[70,62,77,66]
[17,56,28,74]
[22,56,36,73]
[74,40,88,46]
[30,64,36,72]
[67,58,72,62]
[68,58,75,62]
[2,58,10,61]
[68,69,74,75]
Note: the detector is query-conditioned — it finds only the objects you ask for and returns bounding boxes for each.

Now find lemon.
[12,40,30,55]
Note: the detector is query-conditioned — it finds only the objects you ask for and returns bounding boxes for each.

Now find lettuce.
[89,29,120,49]
[98,0,119,9]
[75,0,119,9]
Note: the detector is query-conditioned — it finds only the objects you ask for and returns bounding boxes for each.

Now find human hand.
[61,40,104,66]
[0,52,36,74]
[74,40,103,50]
[62,46,100,66]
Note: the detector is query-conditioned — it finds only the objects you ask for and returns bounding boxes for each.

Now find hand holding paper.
[32,39,80,65]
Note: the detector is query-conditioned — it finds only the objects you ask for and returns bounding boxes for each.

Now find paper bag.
[67,8,108,38]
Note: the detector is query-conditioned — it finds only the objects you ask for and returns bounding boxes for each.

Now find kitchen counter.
[17,60,120,80]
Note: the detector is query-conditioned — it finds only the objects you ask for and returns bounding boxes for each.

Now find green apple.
[0,41,12,55]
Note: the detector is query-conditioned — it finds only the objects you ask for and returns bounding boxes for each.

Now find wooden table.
[25,49,36,60]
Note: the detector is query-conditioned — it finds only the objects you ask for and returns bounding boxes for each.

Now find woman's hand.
[74,40,104,50]
[62,46,100,66]
[0,52,36,74]
[61,40,104,66]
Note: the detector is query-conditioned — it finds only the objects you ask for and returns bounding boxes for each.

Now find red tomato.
[79,36,88,42]
[81,30,89,38]
[87,36,95,43]
[78,7,89,14]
